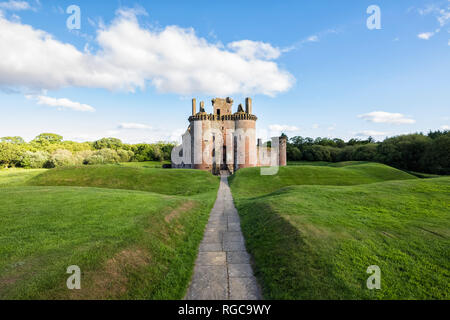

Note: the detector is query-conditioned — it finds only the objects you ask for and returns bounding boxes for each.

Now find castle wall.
[173,97,287,175]
[234,119,256,170]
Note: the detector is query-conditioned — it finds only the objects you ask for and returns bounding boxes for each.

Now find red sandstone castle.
[172,97,287,175]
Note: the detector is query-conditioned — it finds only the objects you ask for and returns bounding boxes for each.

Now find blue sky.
[0,0,449,143]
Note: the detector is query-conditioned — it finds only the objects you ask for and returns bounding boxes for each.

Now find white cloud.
[297,28,340,47]
[26,95,95,112]
[418,32,434,40]
[268,124,300,133]
[118,123,151,129]
[0,9,294,96]
[358,111,416,124]
[440,125,450,130]
[355,130,389,137]
[227,40,282,60]
[306,35,319,42]
[0,0,31,11]
[416,2,450,43]
[437,7,450,27]
[312,124,319,129]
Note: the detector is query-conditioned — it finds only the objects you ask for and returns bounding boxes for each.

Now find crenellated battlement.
[174,96,285,175]
[188,113,257,122]
[190,97,256,121]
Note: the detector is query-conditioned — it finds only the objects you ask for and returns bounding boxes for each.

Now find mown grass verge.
[229,162,449,299]
[0,166,219,299]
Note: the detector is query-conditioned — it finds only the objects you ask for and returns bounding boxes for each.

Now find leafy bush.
[46,149,76,168]
[116,149,134,162]
[85,148,120,165]
[84,155,106,165]
[20,151,50,168]
[74,150,94,165]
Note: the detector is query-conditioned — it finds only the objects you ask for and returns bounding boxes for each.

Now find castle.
[172,97,286,175]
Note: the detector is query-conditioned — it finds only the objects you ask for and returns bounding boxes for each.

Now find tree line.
[285,130,450,175]
[1,131,449,175]
[0,133,175,169]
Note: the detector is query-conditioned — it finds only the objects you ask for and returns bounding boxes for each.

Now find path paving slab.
[185,173,261,300]
[196,252,226,266]
[199,243,222,252]
[227,251,251,264]
[229,277,260,300]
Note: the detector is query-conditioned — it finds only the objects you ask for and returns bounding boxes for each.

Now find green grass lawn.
[118,161,171,168]
[0,166,219,299]
[229,162,450,299]
[230,162,416,198]
[26,165,218,196]
[0,168,47,187]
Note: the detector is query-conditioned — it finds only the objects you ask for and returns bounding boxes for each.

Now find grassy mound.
[229,162,416,198]
[0,168,46,187]
[119,161,171,168]
[0,166,220,299]
[26,165,218,196]
[231,174,450,299]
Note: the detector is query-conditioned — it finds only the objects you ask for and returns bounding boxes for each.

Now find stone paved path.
[185,172,261,300]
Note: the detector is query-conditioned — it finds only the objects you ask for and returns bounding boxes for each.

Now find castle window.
[217,109,221,116]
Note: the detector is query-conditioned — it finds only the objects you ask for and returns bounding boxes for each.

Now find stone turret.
[192,98,196,116]
[175,97,286,175]
[278,136,287,167]
[245,97,252,114]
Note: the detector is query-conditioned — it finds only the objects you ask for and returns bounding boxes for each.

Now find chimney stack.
[245,97,252,114]
[192,98,196,115]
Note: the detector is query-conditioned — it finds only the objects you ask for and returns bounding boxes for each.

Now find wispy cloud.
[358,111,415,124]
[118,123,151,130]
[26,95,95,112]
[269,124,300,134]
[327,124,336,131]
[292,28,341,48]
[354,130,389,137]
[418,32,435,40]
[0,0,31,11]
[416,1,450,42]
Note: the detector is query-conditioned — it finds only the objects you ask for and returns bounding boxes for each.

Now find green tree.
[1,136,25,144]
[0,143,24,168]
[33,133,63,145]
[377,134,431,171]
[93,138,123,150]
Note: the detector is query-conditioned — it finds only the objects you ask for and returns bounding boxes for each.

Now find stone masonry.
[172,97,287,175]
[185,172,261,300]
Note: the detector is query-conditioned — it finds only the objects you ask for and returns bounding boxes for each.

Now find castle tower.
[178,97,287,175]
[278,136,287,167]
[233,102,257,171]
